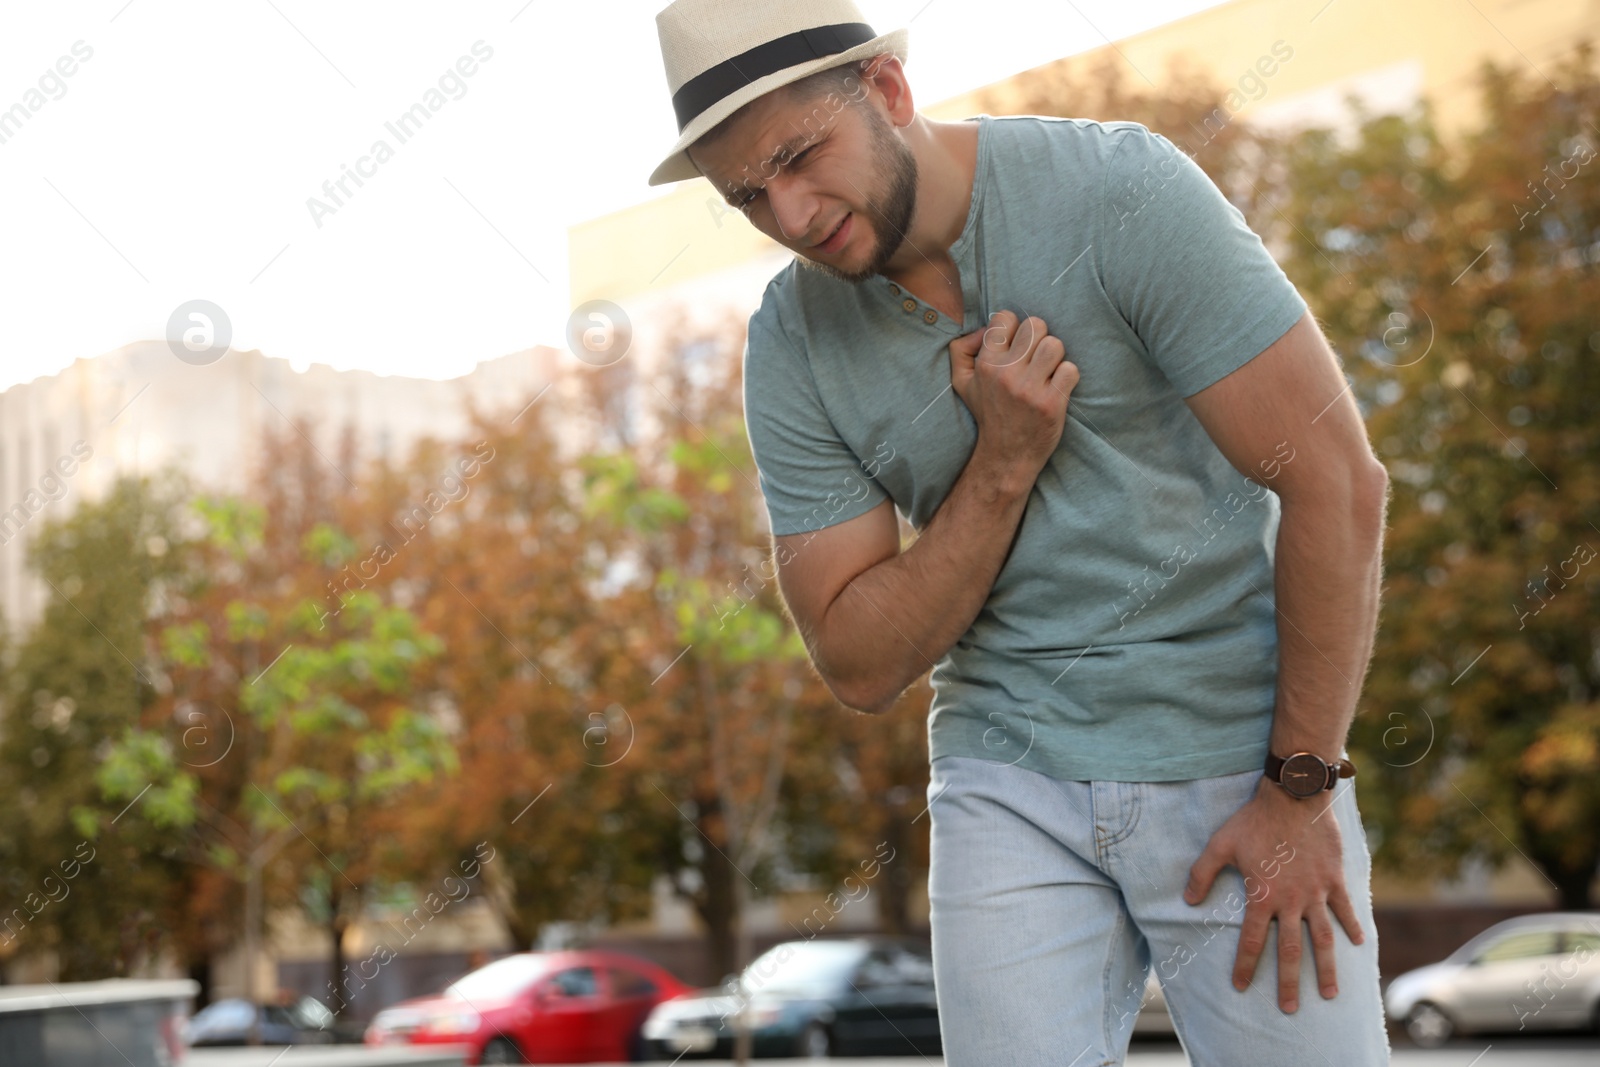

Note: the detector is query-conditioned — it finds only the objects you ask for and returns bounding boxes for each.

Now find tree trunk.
[481,857,536,950]
[694,800,740,984]
[1544,857,1596,911]
[1522,818,1597,910]
[732,876,754,1065]
[502,910,536,953]
[877,813,911,935]
[188,956,213,1010]
[245,861,261,1045]
[328,896,348,1019]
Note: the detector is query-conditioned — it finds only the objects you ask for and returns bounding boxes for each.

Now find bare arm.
[773,312,1079,714]
[1183,312,1390,767]
[1181,310,1390,1014]
[776,445,1030,713]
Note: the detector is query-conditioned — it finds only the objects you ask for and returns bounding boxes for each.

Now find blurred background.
[0,0,1597,1062]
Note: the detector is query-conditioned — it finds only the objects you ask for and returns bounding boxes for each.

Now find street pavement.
[186,1035,1600,1065]
[1112,1036,1600,1065]
[632,1036,1600,1065]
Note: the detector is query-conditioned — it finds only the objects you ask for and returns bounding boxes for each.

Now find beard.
[794,107,918,285]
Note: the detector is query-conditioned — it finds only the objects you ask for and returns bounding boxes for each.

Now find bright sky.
[0,0,1228,391]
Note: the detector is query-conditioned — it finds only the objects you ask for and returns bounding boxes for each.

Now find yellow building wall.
[570,0,1598,308]
[928,0,1593,132]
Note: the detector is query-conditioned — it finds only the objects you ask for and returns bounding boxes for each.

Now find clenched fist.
[950,310,1079,481]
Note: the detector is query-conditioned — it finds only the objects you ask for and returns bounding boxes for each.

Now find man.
[649,2,1392,1063]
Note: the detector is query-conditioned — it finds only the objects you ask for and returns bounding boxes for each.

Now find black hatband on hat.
[671,21,878,132]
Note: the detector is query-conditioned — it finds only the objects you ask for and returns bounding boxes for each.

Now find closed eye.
[725,143,819,209]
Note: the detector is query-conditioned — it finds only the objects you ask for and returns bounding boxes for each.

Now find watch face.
[1280,754,1330,798]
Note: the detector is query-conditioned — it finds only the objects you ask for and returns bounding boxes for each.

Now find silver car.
[1383,912,1600,1046]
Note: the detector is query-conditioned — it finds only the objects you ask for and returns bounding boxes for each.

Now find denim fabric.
[926,755,1391,1066]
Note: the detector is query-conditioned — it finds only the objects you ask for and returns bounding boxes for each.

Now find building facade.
[0,341,566,638]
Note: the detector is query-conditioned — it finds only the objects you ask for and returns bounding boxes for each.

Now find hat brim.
[647,27,909,187]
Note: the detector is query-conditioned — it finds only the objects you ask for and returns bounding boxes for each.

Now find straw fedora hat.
[649,0,909,186]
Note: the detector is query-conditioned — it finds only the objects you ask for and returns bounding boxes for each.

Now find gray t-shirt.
[741,114,1308,782]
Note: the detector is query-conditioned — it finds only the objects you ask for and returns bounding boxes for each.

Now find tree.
[789,672,931,936]
[95,426,459,1020]
[976,48,1277,191]
[385,400,668,950]
[575,319,806,981]
[1266,47,1600,906]
[0,474,196,980]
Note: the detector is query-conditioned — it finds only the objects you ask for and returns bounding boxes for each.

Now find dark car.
[184,995,337,1046]
[366,949,689,1064]
[642,937,941,1059]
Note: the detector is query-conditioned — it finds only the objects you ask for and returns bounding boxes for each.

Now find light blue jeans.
[926,755,1390,1066]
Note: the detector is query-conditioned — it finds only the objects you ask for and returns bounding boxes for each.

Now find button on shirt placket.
[882,228,982,334]
[890,284,955,331]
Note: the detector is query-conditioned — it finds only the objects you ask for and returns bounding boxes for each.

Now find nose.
[765,175,822,247]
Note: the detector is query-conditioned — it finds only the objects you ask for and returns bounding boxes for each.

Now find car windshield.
[444,955,549,1000]
[192,1000,253,1031]
[293,997,333,1029]
[740,941,863,997]
[1473,929,1560,963]
[1567,928,1600,952]
[1450,925,1540,963]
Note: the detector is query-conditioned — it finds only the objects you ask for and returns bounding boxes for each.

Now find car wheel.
[1404,1002,1455,1048]
[796,1021,831,1059]
[627,1026,650,1062]
[480,1037,525,1064]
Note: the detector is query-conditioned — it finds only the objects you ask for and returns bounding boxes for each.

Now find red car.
[365,949,689,1064]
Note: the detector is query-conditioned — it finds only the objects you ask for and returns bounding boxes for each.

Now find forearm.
[1267,466,1390,755]
[815,443,1034,713]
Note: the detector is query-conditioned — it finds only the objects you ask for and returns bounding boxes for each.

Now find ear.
[860,55,913,127]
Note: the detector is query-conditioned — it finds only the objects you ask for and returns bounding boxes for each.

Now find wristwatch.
[1263,751,1357,799]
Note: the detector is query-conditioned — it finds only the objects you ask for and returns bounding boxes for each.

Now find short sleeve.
[742,309,889,537]
[1097,126,1308,398]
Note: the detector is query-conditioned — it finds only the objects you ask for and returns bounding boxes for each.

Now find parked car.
[184,995,336,1046]
[1383,912,1600,1046]
[365,949,689,1064]
[642,937,942,1059]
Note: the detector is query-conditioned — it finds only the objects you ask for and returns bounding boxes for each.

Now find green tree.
[1267,48,1600,906]
[94,427,458,1018]
[575,314,907,983]
[0,474,195,980]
